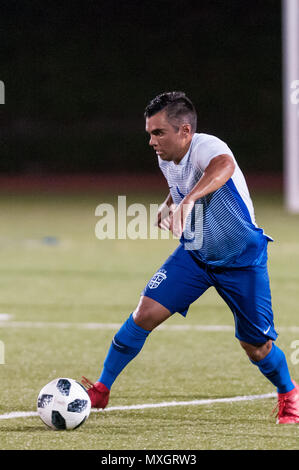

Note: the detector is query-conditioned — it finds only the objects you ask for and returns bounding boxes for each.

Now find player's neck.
[172,138,192,165]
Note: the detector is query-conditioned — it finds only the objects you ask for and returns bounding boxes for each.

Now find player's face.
[145,110,192,164]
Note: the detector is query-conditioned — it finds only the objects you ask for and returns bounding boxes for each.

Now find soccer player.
[82,91,299,423]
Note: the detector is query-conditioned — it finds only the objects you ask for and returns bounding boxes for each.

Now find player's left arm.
[170,154,235,237]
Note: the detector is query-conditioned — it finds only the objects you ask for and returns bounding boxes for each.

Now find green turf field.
[0,190,299,450]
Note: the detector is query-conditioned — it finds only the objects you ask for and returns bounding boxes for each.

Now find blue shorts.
[142,244,278,345]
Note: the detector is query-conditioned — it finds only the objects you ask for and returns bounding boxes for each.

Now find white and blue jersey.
[142,132,277,344]
[158,133,273,267]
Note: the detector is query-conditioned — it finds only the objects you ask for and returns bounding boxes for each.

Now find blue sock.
[251,343,294,394]
[98,314,151,389]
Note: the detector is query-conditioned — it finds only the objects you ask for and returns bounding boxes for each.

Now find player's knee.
[133,296,171,330]
[133,305,154,327]
[239,339,272,362]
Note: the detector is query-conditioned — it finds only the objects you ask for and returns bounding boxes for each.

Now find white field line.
[0,392,276,421]
[0,320,234,331]
[0,314,13,321]
[0,319,298,333]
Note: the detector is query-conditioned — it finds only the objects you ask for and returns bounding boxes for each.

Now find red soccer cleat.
[274,381,299,424]
[81,376,110,409]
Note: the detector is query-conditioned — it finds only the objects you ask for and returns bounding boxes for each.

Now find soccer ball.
[37,377,91,430]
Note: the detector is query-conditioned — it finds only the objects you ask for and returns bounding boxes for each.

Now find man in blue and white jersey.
[82,92,299,423]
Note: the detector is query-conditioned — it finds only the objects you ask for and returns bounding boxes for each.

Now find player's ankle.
[96,381,110,392]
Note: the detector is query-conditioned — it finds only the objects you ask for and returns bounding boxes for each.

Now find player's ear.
[181,123,192,136]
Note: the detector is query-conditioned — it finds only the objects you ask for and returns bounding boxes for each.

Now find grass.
[0,190,299,450]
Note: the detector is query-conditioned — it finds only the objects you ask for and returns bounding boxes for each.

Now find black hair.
[144,91,197,132]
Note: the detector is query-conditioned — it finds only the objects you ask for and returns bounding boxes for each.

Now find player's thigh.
[140,244,212,322]
[215,263,278,345]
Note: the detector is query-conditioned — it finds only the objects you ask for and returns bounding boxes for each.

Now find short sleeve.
[191,134,234,171]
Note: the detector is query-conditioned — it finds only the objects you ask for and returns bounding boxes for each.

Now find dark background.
[0,0,282,175]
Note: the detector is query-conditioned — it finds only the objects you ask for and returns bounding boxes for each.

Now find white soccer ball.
[37,377,91,430]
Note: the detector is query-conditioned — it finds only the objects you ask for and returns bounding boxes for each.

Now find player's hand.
[169,196,195,238]
[155,202,176,231]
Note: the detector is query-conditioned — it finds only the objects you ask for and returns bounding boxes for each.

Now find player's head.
[144,91,197,163]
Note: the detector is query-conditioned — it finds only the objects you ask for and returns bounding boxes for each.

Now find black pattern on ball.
[56,379,71,396]
[37,394,53,408]
[51,410,66,430]
[67,399,88,413]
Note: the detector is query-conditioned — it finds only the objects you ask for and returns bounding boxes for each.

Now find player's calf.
[241,340,295,397]
[83,298,171,408]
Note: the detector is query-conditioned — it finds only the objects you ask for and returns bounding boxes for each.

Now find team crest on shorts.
[148,269,167,289]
